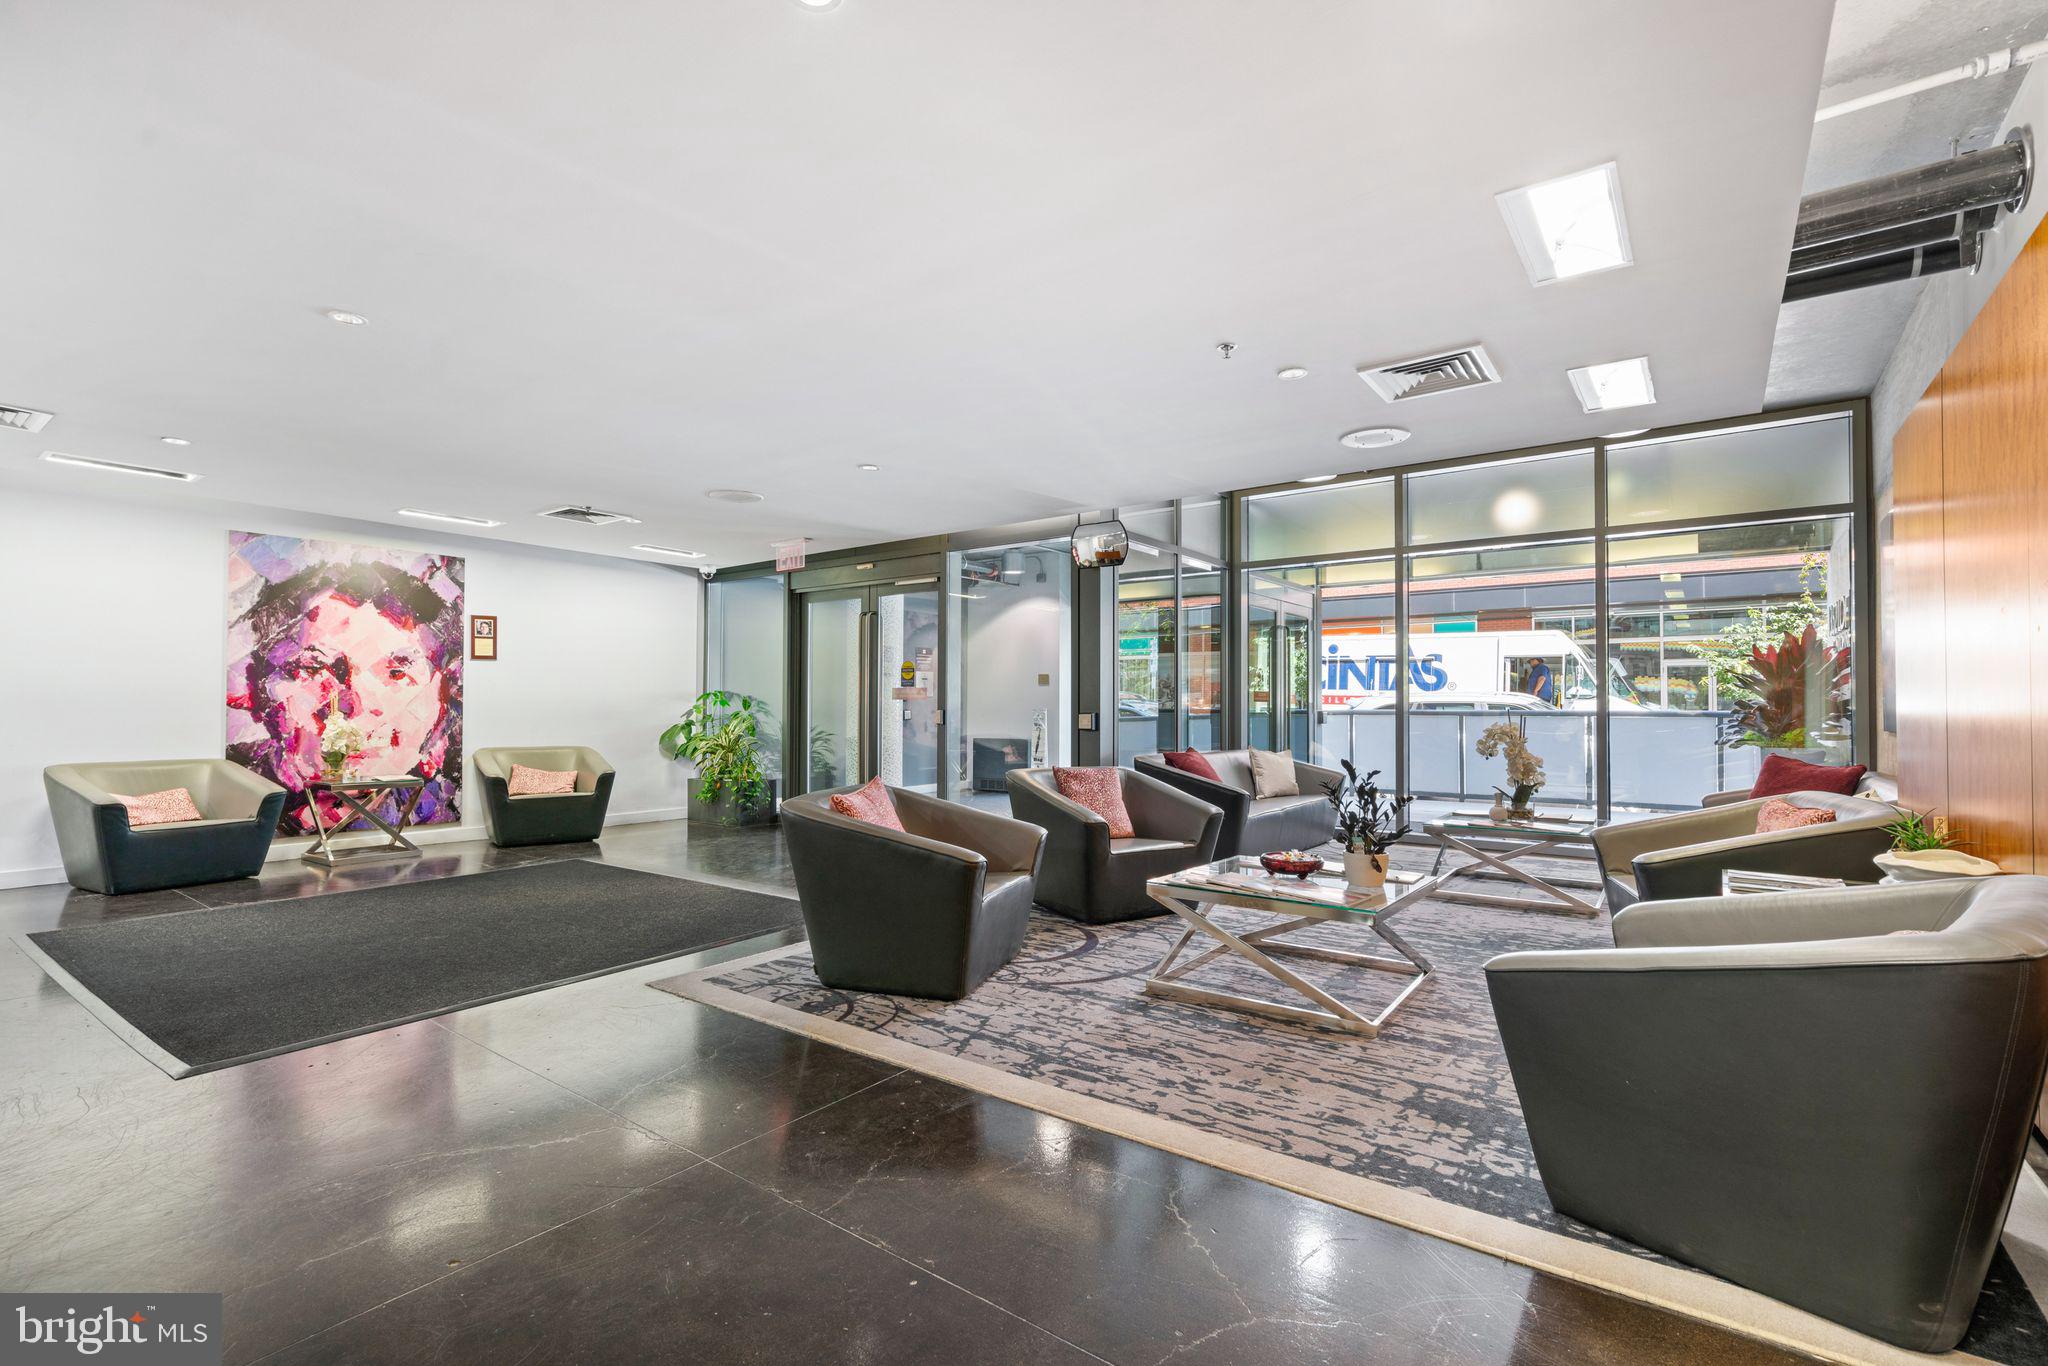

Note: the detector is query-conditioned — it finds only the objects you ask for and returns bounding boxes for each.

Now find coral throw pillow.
[508,765,578,796]
[829,776,905,832]
[1751,754,1866,800]
[118,787,204,826]
[1053,767,1135,838]
[1162,749,1220,781]
[1756,799,1838,834]
[1248,749,1300,799]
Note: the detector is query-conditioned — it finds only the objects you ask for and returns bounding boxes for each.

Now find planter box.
[686,776,780,827]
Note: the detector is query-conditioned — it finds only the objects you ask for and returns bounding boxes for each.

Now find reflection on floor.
[0,818,1803,1363]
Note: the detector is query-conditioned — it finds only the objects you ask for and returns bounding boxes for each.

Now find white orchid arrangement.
[1475,721,1545,791]
[319,716,369,775]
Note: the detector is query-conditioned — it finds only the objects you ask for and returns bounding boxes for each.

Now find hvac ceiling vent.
[1356,345,1501,403]
[538,504,641,527]
[0,403,55,434]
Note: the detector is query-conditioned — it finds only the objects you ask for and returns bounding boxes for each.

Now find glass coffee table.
[1143,856,1446,1038]
[1425,812,1603,917]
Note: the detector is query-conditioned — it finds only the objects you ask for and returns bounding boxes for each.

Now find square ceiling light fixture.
[1497,162,1632,285]
[1567,356,1656,413]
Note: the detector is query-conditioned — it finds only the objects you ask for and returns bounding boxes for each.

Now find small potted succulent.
[1325,759,1411,889]
[1475,721,1545,820]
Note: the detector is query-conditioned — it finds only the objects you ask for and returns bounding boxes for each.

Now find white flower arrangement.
[1474,720,1545,790]
[319,716,369,775]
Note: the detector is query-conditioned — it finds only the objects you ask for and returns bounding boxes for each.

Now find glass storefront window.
[1607,518,1854,811]
[1180,498,1224,560]
[944,540,1071,801]
[705,575,788,777]
[1403,540,1601,818]
[1405,450,1593,547]
[1121,505,1176,549]
[1606,414,1852,527]
[1182,570,1223,752]
[1244,478,1394,562]
[1116,542,1178,764]
[1311,559,1395,776]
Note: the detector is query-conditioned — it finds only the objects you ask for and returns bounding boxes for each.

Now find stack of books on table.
[1721,869,1849,896]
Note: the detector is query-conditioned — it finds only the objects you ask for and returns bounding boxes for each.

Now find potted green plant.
[1475,721,1545,819]
[1325,760,1411,889]
[660,690,778,826]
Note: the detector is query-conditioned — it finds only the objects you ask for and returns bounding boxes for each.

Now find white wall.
[0,485,702,887]
[958,567,1070,763]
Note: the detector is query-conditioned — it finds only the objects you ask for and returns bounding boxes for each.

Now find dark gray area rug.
[25,860,801,1077]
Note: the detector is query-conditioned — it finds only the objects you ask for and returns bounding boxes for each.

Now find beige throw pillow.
[1248,749,1299,799]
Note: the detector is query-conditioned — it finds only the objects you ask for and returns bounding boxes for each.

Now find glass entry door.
[1246,572,1318,758]
[800,582,941,794]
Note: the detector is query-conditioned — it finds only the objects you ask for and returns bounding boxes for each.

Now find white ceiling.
[0,1,1833,566]
[1766,0,2045,407]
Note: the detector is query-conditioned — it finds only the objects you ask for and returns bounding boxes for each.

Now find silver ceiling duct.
[1783,129,2033,303]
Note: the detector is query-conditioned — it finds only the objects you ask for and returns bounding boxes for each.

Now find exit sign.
[774,540,808,572]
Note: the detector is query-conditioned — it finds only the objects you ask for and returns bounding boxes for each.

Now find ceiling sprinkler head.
[1216,341,1236,360]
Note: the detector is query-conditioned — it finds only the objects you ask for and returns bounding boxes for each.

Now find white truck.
[1321,626,1647,712]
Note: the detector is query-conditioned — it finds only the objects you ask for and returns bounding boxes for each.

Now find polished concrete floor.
[0,820,1807,1364]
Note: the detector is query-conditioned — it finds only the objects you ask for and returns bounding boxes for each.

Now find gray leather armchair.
[473,747,615,847]
[1007,767,1222,923]
[1591,789,1900,910]
[1133,750,1337,858]
[1485,877,2048,1352]
[782,786,1045,1000]
[44,759,286,894]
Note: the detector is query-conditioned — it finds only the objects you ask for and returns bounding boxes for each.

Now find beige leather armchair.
[472,746,615,846]
[1591,789,1899,909]
[44,759,286,894]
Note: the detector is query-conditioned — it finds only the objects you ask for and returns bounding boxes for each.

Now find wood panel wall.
[1892,213,2048,871]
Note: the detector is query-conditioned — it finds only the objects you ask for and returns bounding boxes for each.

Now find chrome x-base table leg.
[1430,831,1600,916]
[303,785,427,867]
[1141,892,1433,1038]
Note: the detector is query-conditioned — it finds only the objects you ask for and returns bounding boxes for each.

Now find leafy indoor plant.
[1324,759,1412,888]
[660,690,777,825]
[1474,721,1545,818]
[1884,807,1952,853]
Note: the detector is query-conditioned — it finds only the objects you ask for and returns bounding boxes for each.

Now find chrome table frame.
[1426,818,1602,917]
[1142,867,1445,1038]
[303,778,428,867]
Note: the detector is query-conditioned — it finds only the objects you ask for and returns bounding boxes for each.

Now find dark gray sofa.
[1590,789,1901,910]
[44,759,286,894]
[1006,767,1221,923]
[782,786,1045,1000]
[473,746,616,847]
[1485,876,2048,1352]
[1133,750,1337,858]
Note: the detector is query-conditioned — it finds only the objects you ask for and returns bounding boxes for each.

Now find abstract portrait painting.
[227,532,466,833]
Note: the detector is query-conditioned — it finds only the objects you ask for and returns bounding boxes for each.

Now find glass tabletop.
[1429,810,1599,838]
[1152,855,1437,918]
[307,776,426,790]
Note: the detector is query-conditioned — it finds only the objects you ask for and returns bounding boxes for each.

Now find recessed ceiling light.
[1298,474,1341,484]
[793,0,841,9]
[630,544,706,559]
[397,507,503,527]
[41,450,201,481]
[857,463,880,472]
[1276,366,1309,380]
[158,436,192,446]
[323,309,369,325]
[1567,357,1656,413]
[1497,162,1633,286]
[1338,427,1412,449]
[704,488,764,504]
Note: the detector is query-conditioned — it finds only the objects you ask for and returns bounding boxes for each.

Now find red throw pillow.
[1053,766,1135,838]
[829,776,905,832]
[1756,798,1838,834]
[117,787,204,826]
[508,764,577,796]
[1750,754,1866,800]
[1161,749,1220,781]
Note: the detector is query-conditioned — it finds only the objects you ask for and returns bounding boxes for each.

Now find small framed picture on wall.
[470,614,498,660]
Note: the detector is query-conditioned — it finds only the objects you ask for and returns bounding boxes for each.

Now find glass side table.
[302,776,428,866]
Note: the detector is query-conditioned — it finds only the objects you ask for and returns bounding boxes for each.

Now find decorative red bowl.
[1259,853,1324,879]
